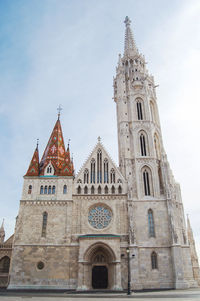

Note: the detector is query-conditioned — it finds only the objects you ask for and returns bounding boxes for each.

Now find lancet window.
[91,186,95,194]
[48,185,51,194]
[90,159,95,183]
[84,186,88,194]
[111,185,115,194]
[105,185,108,194]
[41,212,48,237]
[110,169,115,184]
[44,185,48,194]
[118,185,122,194]
[84,169,89,184]
[98,185,101,194]
[151,251,158,269]
[63,185,67,194]
[52,185,55,194]
[40,186,44,194]
[28,185,32,194]
[77,186,81,194]
[148,209,155,237]
[143,168,151,196]
[140,133,147,156]
[136,99,143,120]
[104,159,109,183]
[97,149,102,183]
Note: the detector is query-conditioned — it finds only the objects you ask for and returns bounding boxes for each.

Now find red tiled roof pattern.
[25,147,39,176]
[39,119,73,176]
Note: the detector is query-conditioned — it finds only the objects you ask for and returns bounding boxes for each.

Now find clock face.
[88,205,112,229]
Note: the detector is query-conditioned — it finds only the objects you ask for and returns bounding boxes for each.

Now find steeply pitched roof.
[25,145,39,176]
[39,118,73,176]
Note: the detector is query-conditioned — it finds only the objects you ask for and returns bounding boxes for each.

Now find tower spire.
[124,16,137,56]
[25,141,40,176]
[0,219,5,244]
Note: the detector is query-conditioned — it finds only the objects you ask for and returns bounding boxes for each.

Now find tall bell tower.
[114,16,163,201]
[113,17,199,289]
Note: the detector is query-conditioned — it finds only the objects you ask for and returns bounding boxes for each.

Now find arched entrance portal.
[83,243,116,290]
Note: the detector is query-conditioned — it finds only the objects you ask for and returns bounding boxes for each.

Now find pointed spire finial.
[98,136,101,142]
[0,218,4,229]
[57,105,62,120]
[124,16,137,56]
[124,16,131,27]
[36,138,39,149]
[67,139,71,151]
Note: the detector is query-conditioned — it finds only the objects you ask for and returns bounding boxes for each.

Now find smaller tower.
[0,219,5,244]
[187,215,200,285]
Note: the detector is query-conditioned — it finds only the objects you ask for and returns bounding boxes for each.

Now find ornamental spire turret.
[0,219,5,244]
[25,141,40,176]
[124,16,138,57]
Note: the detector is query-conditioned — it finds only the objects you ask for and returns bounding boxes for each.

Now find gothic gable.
[75,139,127,195]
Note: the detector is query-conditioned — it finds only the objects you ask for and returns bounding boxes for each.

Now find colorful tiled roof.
[25,145,40,176]
[39,118,73,176]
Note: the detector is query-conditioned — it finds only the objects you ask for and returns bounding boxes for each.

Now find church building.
[2,17,200,290]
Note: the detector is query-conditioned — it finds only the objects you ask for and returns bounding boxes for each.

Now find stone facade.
[7,17,200,290]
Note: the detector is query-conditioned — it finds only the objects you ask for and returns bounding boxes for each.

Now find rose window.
[88,205,112,229]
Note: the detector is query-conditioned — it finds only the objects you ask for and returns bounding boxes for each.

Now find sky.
[0,0,200,257]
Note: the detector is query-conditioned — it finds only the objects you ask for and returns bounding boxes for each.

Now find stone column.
[77,262,88,290]
[112,262,122,290]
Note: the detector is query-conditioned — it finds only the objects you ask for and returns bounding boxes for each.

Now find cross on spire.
[57,105,62,119]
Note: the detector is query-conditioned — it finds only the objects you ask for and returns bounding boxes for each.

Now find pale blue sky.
[0,0,200,256]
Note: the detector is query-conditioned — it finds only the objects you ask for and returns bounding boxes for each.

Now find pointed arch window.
[110,168,115,184]
[77,186,81,194]
[47,166,52,173]
[52,185,55,194]
[41,212,48,237]
[111,185,115,194]
[98,185,101,194]
[44,185,48,194]
[151,251,158,269]
[84,169,89,184]
[148,209,155,237]
[84,186,88,194]
[97,149,102,183]
[103,159,108,183]
[104,159,109,183]
[136,99,143,120]
[48,185,51,194]
[0,256,10,273]
[140,133,147,156]
[63,185,67,194]
[28,185,32,194]
[40,186,44,194]
[90,159,95,184]
[118,185,122,194]
[105,185,108,194]
[91,185,95,194]
[143,169,151,196]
